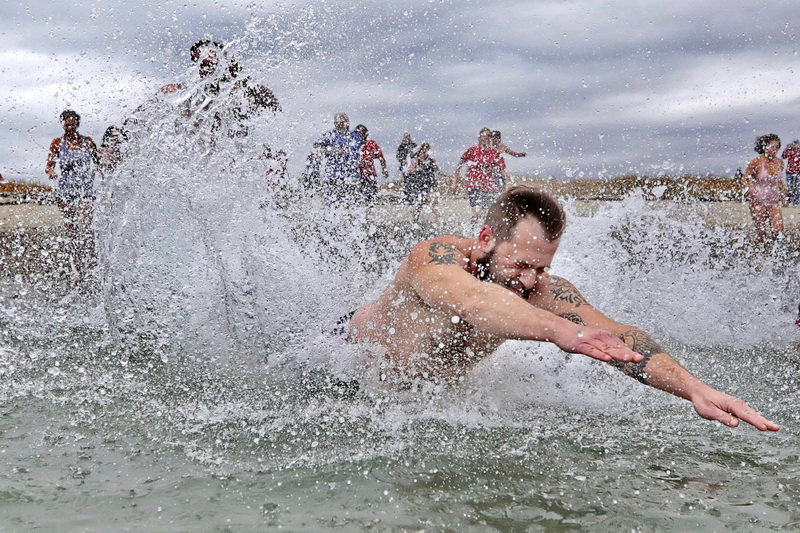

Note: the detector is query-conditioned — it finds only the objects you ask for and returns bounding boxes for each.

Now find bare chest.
[376,292,502,364]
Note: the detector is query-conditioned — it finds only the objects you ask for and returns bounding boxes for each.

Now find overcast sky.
[3,0,800,183]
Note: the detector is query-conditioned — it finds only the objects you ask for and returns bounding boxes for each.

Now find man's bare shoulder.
[407,235,473,268]
[394,235,474,290]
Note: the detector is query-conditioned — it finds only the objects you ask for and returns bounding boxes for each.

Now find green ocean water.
[1,282,798,532]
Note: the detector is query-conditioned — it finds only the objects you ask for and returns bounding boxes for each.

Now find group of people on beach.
[304,116,528,227]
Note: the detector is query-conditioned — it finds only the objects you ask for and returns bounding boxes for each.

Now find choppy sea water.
[2,195,799,531]
[3,57,800,531]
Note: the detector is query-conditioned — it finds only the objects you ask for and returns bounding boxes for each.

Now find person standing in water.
[742,133,786,252]
[489,130,518,190]
[396,132,417,176]
[314,113,364,206]
[403,142,448,228]
[45,109,99,281]
[127,39,280,141]
[97,126,126,175]
[781,139,800,207]
[347,186,780,432]
[354,124,389,204]
[452,128,507,222]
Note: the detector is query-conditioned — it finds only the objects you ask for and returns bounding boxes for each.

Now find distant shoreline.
[0,172,748,205]
[2,179,798,279]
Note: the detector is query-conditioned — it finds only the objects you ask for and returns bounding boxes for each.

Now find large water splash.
[92,56,369,363]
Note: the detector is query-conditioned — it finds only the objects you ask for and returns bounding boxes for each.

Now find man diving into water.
[348,186,779,431]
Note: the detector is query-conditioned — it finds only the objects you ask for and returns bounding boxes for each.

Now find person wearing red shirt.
[354,124,389,204]
[452,128,510,221]
[781,139,800,207]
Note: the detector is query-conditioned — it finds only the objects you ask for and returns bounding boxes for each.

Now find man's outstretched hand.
[551,323,643,364]
[691,387,780,431]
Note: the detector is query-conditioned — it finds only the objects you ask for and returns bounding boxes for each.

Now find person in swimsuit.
[742,133,786,252]
[46,109,99,281]
[348,186,780,432]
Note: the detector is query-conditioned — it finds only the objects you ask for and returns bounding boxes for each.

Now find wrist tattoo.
[550,277,589,308]
[428,242,458,265]
[611,330,666,383]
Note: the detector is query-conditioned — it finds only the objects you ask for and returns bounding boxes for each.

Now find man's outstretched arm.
[542,276,779,431]
[405,239,643,365]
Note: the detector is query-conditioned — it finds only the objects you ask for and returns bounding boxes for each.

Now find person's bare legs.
[59,201,94,280]
[749,201,770,252]
[768,205,784,235]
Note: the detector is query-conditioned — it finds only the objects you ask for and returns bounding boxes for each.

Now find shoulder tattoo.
[549,277,589,308]
[428,242,458,265]
[610,330,666,384]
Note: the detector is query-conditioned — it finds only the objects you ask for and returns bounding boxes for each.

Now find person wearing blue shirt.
[314,113,364,205]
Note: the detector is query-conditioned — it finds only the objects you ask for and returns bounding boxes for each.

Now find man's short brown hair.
[485,186,566,242]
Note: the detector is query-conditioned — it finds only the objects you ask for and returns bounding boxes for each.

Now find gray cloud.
[3,0,800,182]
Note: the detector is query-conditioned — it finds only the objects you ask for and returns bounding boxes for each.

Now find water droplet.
[577,330,584,337]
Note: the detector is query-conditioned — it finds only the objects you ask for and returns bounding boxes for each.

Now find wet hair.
[60,109,80,125]
[190,39,225,62]
[754,133,781,154]
[354,124,368,135]
[479,127,492,136]
[101,126,126,147]
[485,186,566,242]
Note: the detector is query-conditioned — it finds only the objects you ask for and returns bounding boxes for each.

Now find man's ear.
[477,225,495,253]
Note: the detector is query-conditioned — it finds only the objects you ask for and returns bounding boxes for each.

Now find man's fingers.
[699,398,781,431]
[588,337,643,363]
[579,344,612,362]
[729,403,781,432]
[722,413,740,428]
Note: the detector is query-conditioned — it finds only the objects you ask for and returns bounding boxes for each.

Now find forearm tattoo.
[550,277,589,308]
[428,242,458,265]
[611,330,666,384]
[558,312,586,326]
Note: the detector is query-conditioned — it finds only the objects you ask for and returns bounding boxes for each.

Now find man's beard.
[475,249,532,299]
